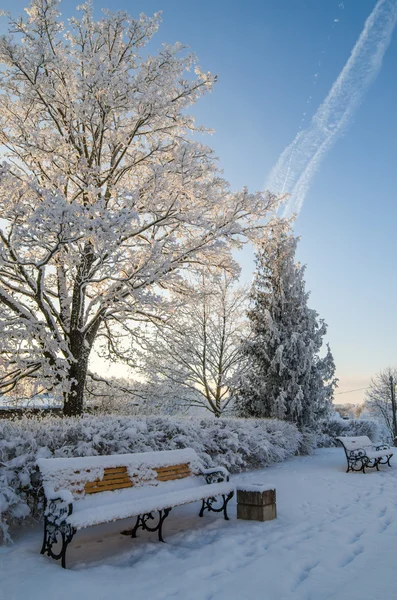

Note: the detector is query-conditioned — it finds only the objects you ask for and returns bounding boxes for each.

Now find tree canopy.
[0,0,281,414]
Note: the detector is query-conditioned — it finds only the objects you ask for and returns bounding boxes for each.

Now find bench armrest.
[375,444,392,452]
[45,487,74,503]
[200,466,230,483]
[44,488,74,524]
[347,448,367,459]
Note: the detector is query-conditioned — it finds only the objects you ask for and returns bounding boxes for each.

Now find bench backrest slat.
[156,464,190,482]
[85,479,134,494]
[83,463,192,495]
[336,436,373,451]
[38,449,201,500]
[84,466,133,494]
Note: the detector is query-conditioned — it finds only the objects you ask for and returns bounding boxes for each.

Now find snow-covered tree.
[137,269,249,417]
[237,222,336,428]
[84,375,186,416]
[364,367,397,439]
[0,0,281,415]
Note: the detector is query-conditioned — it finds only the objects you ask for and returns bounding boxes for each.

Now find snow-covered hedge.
[0,415,301,543]
[317,418,384,447]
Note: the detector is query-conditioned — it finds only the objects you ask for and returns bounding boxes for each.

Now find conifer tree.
[237,222,336,428]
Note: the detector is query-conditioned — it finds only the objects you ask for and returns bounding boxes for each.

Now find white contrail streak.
[266,0,397,217]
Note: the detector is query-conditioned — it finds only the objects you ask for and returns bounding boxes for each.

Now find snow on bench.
[336,436,393,473]
[37,448,234,568]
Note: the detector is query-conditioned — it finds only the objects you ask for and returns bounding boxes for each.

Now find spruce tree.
[237,223,336,428]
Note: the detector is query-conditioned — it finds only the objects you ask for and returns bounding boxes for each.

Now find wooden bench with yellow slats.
[37,448,234,568]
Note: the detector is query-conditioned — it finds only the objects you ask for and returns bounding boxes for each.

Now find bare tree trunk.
[63,331,90,417]
[63,362,88,416]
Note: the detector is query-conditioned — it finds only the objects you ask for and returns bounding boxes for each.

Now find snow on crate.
[235,482,275,493]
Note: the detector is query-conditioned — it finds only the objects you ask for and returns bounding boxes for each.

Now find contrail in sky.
[266,0,397,217]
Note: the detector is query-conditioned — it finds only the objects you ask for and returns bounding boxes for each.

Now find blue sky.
[1,0,396,404]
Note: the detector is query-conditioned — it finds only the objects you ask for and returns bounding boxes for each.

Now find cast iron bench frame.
[37,449,234,568]
[336,435,393,473]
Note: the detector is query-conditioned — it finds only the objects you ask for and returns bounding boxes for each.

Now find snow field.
[2,448,397,600]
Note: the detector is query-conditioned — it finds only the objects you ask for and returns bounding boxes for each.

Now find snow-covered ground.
[2,448,397,600]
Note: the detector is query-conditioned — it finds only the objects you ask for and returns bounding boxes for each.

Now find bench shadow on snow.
[61,503,237,570]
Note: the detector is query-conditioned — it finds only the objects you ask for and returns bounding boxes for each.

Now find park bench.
[336,436,393,473]
[37,448,234,568]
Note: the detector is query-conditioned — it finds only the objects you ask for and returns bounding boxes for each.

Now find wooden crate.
[236,484,277,522]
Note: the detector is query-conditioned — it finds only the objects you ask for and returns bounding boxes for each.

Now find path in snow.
[1,448,397,600]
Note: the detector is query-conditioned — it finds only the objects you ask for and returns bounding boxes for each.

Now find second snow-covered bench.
[37,448,234,568]
[336,436,393,473]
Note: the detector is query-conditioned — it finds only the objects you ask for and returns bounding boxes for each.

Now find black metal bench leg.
[199,491,234,520]
[60,530,74,569]
[157,508,172,543]
[40,520,75,569]
[223,491,234,520]
[40,517,48,555]
[130,515,142,538]
[122,509,172,542]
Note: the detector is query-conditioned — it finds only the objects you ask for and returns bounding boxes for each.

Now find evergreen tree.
[237,223,337,428]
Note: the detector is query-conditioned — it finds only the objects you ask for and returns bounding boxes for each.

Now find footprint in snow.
[284,532,312,550]
[340,544,364,567]
[349,530,365,544]
[378,506,387,518]
[379,517,392,533]
[292,560,320,590]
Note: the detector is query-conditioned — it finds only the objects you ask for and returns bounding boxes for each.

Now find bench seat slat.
[68,481,235,529]
[365,449,393,459]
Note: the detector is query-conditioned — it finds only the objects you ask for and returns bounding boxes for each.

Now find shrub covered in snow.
[0,414,301,543]
[298,427,319,455]
[317,418,385,447]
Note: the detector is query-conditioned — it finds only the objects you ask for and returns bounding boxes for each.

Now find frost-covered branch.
[0,0,283,415]
[136,269,249,417]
